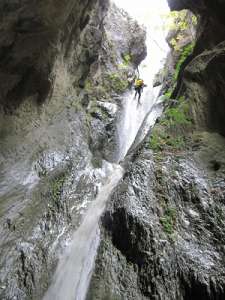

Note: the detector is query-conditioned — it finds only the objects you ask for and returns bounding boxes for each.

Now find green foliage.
[174,43,194,80]
[165,136,186,149]
[107,73,128,93]
[162,96,192,127]
[164,107,191,126]
[192,15,198,26]
[118,53,132,69]
[160,207,177,235]
[162,10,195,33]
[170,33,186,51]
[162,43,195,101]
[161,10,197,51]
[50,174,66,208]
[163,89,173,101]
[123,53,132,65]
[149,131,166,151]
[149,131,186,152]
[149,97,191,151]
[84,80,92,92]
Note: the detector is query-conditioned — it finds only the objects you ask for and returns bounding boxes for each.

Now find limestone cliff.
[0,1,146,299]
[87,1,225,299]
[1,0,225,299]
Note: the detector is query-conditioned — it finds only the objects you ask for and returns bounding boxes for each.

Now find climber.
[134,78,145,104]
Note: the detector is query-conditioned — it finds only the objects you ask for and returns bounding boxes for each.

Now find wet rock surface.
[87,0,225,299]
[167,0,225,136]
[0,1,146,299]
[1,0,225,299]
[88,139,225,299]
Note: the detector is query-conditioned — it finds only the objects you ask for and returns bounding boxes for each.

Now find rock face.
[0,0,105,110]
[88,141,225,300]
[168,0,225,135]
[87,1,225,299]
[1,0,225,299]
[0,1,146,299]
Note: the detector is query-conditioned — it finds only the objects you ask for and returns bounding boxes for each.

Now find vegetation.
[149,96,192,152]
[163,11,189,31]
[162,10,197,51]
[162,42,195,102]
[50,174,66,210]
[123,53,132,65]
[174,43,195,80]
[164,97,192,126]
[149,130,185,152]
[163,89,173,100]
[118,53,132,69]
[107,72,128,93]
[160,207,177,235]
[161,39,195,105]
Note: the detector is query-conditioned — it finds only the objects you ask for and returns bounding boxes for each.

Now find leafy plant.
[192,15,198,26]
[118,53,132,69]
[149,132,166,151]
[166,136,185,149]
[163,89,173,101]
[165,107,189,125]
[164,96,192,126]
[160,207,177,234]
[162,43,195,101]
[123,53,132,65]
[50,174,66,210]
[162,10,196,35]
[107,73,128,93]
[174,43,195,80]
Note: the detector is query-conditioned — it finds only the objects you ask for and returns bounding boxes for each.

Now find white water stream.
[43,161,123,300]
[43,1,169,299]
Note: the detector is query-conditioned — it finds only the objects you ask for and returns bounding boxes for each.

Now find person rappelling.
[134,78,145,104]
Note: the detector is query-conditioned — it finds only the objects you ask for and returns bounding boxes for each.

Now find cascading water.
[115,0,169,161]
[43,1,169,299]
[43,161,123,300]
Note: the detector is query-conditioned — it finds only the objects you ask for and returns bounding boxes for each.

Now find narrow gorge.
[0,1,225,300]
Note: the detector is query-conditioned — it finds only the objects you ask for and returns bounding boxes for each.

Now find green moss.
[84,80,93,92]
[118,54,132,69]
[164,106,191,126]
[163,90,173,100]
[123,53,132,65]
[50,174,66,209]
[174,43,195,80]
[161,96,192,127]
[149,131,185,152]
[149,131,167,151]
[162,43,195,101]
[166,136,185,148]
[160,207,177,235]
[107,73,128,93]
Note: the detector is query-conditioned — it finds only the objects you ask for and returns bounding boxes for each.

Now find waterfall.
[115,0,169,161]
[43,1,169,299]
[43,162,123,300]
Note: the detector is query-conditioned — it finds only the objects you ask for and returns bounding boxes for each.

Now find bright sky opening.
[113,0,170,85]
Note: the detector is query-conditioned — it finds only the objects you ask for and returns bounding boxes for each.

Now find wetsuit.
[134,80,144,103]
